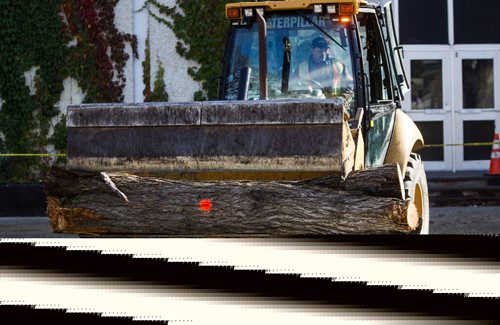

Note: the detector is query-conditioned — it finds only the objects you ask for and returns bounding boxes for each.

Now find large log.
[44,165,417,236]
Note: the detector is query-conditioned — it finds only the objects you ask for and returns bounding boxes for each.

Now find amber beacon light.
[226,7,241,19]
[339,4,355,15]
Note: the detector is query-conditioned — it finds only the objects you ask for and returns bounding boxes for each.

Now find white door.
[402,47,454,171]
[403,47,500,171]
[453,49,500,170]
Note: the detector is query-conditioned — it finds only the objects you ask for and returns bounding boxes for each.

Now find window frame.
[356,8,394,104]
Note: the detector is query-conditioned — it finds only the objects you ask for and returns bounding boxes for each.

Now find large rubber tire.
[404,153,430,234]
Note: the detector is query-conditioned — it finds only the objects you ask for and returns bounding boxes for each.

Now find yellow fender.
[384,110,424,175]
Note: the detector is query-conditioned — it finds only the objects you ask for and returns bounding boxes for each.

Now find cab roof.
[226,0,368,16]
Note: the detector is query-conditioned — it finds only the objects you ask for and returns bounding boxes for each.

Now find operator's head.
[311,37,329,64]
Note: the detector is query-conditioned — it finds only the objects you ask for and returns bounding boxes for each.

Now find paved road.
[429,206,500,234]
[0,217,78,238]
[0,206,499,237]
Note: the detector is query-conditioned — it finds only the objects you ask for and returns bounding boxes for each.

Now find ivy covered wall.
[142,0,237,101]
[0,0,233,183]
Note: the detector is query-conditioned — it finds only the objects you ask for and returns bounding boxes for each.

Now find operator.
[295,36,351,95]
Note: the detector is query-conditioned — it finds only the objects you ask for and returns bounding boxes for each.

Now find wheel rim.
[413,181,424,224]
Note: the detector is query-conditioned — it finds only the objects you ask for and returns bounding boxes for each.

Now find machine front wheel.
[404,153,430,234]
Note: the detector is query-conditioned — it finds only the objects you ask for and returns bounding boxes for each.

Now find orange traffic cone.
[489,131,500,175]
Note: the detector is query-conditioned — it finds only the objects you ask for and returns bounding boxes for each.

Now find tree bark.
[45,165,416,236]
[301,163,405,199]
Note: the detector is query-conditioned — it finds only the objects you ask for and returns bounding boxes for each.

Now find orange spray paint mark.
[199,199,212,212]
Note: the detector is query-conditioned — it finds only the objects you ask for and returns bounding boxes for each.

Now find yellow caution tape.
[424,142,500,148]
[1,142,500,156]
[0,153,67,157]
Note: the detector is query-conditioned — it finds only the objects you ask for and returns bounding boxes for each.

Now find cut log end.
[46,196,67,232]
[406,202,420,230]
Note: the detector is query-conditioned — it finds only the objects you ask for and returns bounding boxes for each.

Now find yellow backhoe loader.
[46,0,429,236]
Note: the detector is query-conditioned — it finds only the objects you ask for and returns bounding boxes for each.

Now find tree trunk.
[45,165,417,236]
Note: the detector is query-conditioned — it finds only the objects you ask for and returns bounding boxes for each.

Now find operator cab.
[223,10,355,101]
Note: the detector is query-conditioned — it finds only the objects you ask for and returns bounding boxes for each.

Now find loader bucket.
[66,99,355,181]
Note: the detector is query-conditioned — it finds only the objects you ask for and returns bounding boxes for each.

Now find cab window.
[224,13,355,102]
[357,12,392,103]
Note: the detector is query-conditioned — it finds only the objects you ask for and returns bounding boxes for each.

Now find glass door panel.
[410,60,443,110]
[462,59,494,109]
[454,50,500,170]
[401,48,452,171]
